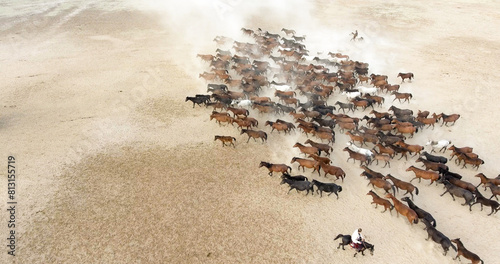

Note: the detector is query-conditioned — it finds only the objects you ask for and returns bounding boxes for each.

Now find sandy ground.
[1,0,500,263]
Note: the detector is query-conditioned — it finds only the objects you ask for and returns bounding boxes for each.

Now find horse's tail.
[391,185,396,195]
[287,166,292,173]
[450,242,457,252]
[334,234,343,240]
[415,186,419,195]
[413,217,418,224]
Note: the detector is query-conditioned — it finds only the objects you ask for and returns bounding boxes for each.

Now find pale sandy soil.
[1,0,499,263]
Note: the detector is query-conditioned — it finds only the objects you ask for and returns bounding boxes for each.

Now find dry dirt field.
[1,0,499,263]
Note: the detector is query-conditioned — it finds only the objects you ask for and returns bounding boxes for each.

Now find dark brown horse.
[397,72,414,82]
[241,129,267,143]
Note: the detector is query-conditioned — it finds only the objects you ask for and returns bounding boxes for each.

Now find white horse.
[347,142,373,157]
[341,91,361,99]
[426,139,451,153]
[271,84,293,92]
[231,99,252,108]
[357,86,378,95]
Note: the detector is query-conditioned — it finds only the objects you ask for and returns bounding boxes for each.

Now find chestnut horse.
[385,193,418,225]
[259,161,291,176]
[367,190,393,214]
[475,173,500,189]
[391,92,413,103]
[315,161,346,181]
[384,174,419,200]
[406,166,440,185]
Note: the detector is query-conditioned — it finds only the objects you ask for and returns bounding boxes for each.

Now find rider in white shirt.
[351,228,365,251]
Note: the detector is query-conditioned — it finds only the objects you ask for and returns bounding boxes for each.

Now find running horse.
[334,234,374,257]
[240,129,267,143]
[259,161,291,176]
[397,72,414,83]
[214,135,236,147]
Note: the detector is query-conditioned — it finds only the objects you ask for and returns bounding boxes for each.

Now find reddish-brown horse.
[367,190,393,214]
[385,193,419,225]
[406,166,440,185]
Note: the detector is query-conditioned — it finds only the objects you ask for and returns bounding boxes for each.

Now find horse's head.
[368,244,374,255]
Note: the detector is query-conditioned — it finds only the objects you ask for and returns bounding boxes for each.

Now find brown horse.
[316,161,346,181]
[210,113,234,126]
[475,173,500,189]
[397,72,414,83]
[394,141,423,157]
[451,238,484,264]
[293,142,320,156]
[337,121,357,132]
[392,123,418,138]
[312,130,336,145]
[197,54,215,62]
[391,91,413,103]
[291,157,319,173]
[384,174,419,200]
[308,153,331,164]
[265,121,290,134]
[259,161,291,176]
[343,147,370,166]
[214,135,236,147]
[241,129,267,143]
[231,118,254,130]
[199,71,217,81]
[361,171,396,194]
[437,113,461,126]
[457,154,484,169]
[227,106,249,117]
[385,193,418,225]
[373,143,396,158]
[406,166,440,185]
[370,149,391,168]
[416,116,438,129]
[367,190,393,214]
[346,131,365,146]
[305,139,333,156]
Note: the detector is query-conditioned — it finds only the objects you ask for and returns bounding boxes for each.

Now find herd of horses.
[187,27,490,263]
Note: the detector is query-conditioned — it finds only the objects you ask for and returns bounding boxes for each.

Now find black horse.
[334,234,374,257]
[312,180,342,199]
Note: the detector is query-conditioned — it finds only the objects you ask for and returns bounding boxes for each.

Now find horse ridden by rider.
[351,228,365,252]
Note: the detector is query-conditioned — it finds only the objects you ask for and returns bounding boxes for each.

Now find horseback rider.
[351,228,365,251]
